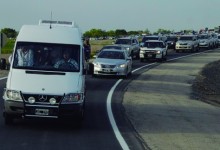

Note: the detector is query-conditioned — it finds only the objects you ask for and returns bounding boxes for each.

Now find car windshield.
[101,46,124,50]
[198,35,208,39]
[97,51,125,59]
[12,42,80,72]
[142,37,158,42]
[167,37,177,41]
[144,42,163,48]
[115,39,131,45]
[179,36,193,41]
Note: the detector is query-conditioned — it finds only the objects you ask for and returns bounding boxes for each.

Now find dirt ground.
[192,60,220,106]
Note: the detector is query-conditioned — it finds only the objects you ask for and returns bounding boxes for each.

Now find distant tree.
[83,30,92,38]
[1,28,17,38]
[156,28,172,35]
[183,29,193,34]
[143,28,151,35]
[83,28,106,38]
[127,31,139,36]
[106,30,116,37]
[115,29,127,37]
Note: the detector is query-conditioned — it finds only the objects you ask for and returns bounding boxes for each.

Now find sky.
[1,0,220,33]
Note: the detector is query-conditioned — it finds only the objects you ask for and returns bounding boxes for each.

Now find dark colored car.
[166,36,178,49]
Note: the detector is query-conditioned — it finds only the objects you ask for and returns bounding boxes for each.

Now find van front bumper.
[3,100,84,119]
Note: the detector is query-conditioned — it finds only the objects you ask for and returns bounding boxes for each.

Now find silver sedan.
[92,49,132,78]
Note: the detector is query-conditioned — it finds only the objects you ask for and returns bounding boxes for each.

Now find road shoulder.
[123,49,220,149]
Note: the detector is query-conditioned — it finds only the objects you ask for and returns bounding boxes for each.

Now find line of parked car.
[90,32,220,78]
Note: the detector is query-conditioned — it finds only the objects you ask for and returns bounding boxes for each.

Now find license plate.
[103,68,111,72]
[35,108,49,116]
[148,54,152,57]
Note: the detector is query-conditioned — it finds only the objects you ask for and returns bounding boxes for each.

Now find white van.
[3,20,86,125]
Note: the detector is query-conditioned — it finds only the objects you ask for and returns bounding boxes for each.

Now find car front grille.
[101,64,116,68]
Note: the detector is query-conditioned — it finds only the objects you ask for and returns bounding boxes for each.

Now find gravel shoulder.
[193,59,220,106]
[123,49,220,150]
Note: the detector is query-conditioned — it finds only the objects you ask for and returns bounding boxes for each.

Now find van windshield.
[13,42,81,72]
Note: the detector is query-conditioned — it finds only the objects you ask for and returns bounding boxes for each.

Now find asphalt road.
[0,48,218,150]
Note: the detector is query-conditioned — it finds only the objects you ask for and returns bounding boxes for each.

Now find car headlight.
[119,64,126,68]
[62,93,83,103]
[3,89,22,101]
[140,50,144,54]
[156,51,161,54]
[93,62,100,67]
[126,47,130,50]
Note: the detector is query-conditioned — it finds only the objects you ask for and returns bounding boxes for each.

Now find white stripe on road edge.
[107,63,157,150]
[106,79,130,150]
[107,49,217,150]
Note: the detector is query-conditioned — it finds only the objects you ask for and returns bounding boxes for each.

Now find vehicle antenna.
[50,11,52,29]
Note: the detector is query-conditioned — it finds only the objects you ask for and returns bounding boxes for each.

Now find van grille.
[22,93,63,104]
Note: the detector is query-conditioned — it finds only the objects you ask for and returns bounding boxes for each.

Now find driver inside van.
[54,48,79,70]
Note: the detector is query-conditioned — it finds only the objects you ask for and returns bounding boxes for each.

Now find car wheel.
[136,52,140,59]
[163,55,167,61]
[190,47,194,53]
[92,73,97,78]
[140,58,144,62]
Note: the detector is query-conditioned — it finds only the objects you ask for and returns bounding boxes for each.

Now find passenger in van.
[54,48,79,70]
[34,46,49,66]
[16,46,34,66]
[44,49,61,66]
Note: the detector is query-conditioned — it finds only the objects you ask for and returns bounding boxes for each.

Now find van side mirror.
[8,55,12,64]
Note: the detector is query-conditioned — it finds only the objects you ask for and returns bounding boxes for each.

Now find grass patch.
[90,39,114,57]
[1,38,15,54]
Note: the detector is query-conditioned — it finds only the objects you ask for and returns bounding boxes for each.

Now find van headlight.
[62,93,83,103]
[3,89,22,101]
